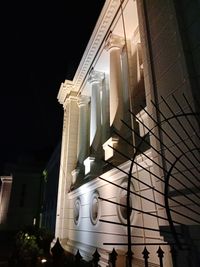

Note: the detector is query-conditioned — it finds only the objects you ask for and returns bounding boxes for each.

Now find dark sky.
[1,1,105,172]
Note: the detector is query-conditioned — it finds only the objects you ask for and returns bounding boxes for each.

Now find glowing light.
[41,258,47,263]
[42,169,48,182]
[33,217,36,225]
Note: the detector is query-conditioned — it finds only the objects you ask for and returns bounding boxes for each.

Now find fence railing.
[51,94,200,267]
[51,238,167,267]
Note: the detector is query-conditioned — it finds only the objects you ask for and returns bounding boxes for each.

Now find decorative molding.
[57,80,74,105]
[77,95,90,107]
[63,91,78,109]
[57,0,120,103]
[88,70,105,84]
[73,0,120,91]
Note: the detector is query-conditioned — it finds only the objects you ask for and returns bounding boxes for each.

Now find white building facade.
[55,0,200,266]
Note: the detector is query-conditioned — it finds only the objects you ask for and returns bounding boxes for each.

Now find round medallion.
[117,179,135,224]
[74,198,81,225]
[90,191,100,225]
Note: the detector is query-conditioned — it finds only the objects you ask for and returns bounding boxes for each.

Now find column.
[55,91,79,240]
[88,70,104,151]
[77,95,90,164]
[83,70,104,175]
[0,176,12,224]
[105,33,125,131]
[55,106,68,240]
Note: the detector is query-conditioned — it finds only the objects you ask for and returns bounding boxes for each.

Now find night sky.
[0,1,105,173]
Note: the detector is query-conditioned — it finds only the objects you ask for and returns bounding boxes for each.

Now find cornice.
[73,0,120,89]
[57,80,75,105]
[57,0,121,106]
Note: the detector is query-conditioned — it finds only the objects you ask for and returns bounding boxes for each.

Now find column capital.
[77,95,90,107]
[1,176,12,183]
[105,33,125,51]
[88,70,105,84]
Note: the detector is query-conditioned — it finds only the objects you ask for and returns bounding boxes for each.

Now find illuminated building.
[55,1,200,266]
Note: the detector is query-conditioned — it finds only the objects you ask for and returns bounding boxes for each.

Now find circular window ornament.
[74,198,81,225]
[117,179,135,224]
[90,191,100,225]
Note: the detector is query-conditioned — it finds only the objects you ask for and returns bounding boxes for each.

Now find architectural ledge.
[103,137,119,160]
[84,157,95,175]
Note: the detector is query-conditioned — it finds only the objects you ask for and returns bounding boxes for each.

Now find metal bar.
[174,94,200,142]
[99,175,200,223]
[103,242,175,246]
[100,194,200,224]
[183,93,200,137]
[123,115,200,202]
[142,247,149,267]
[129,110,200,190]
[157,247,164,267]
[151,99,200,184]
[161,95,200,168]
[99,219,182,235]
[98,176,169,210]
[99,197,196,224]
[110,138,200,209]
[165,157,183,249]
[103,158,200,218]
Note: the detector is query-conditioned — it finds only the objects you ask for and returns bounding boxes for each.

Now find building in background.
[55,0,200,266]
[41,142,61,234]
[1,157,43,231]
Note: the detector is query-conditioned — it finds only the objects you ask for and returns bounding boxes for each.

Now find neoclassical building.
[55,0,200,266]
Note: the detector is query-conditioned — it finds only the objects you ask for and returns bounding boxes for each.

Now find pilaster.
[55,91,79,240]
